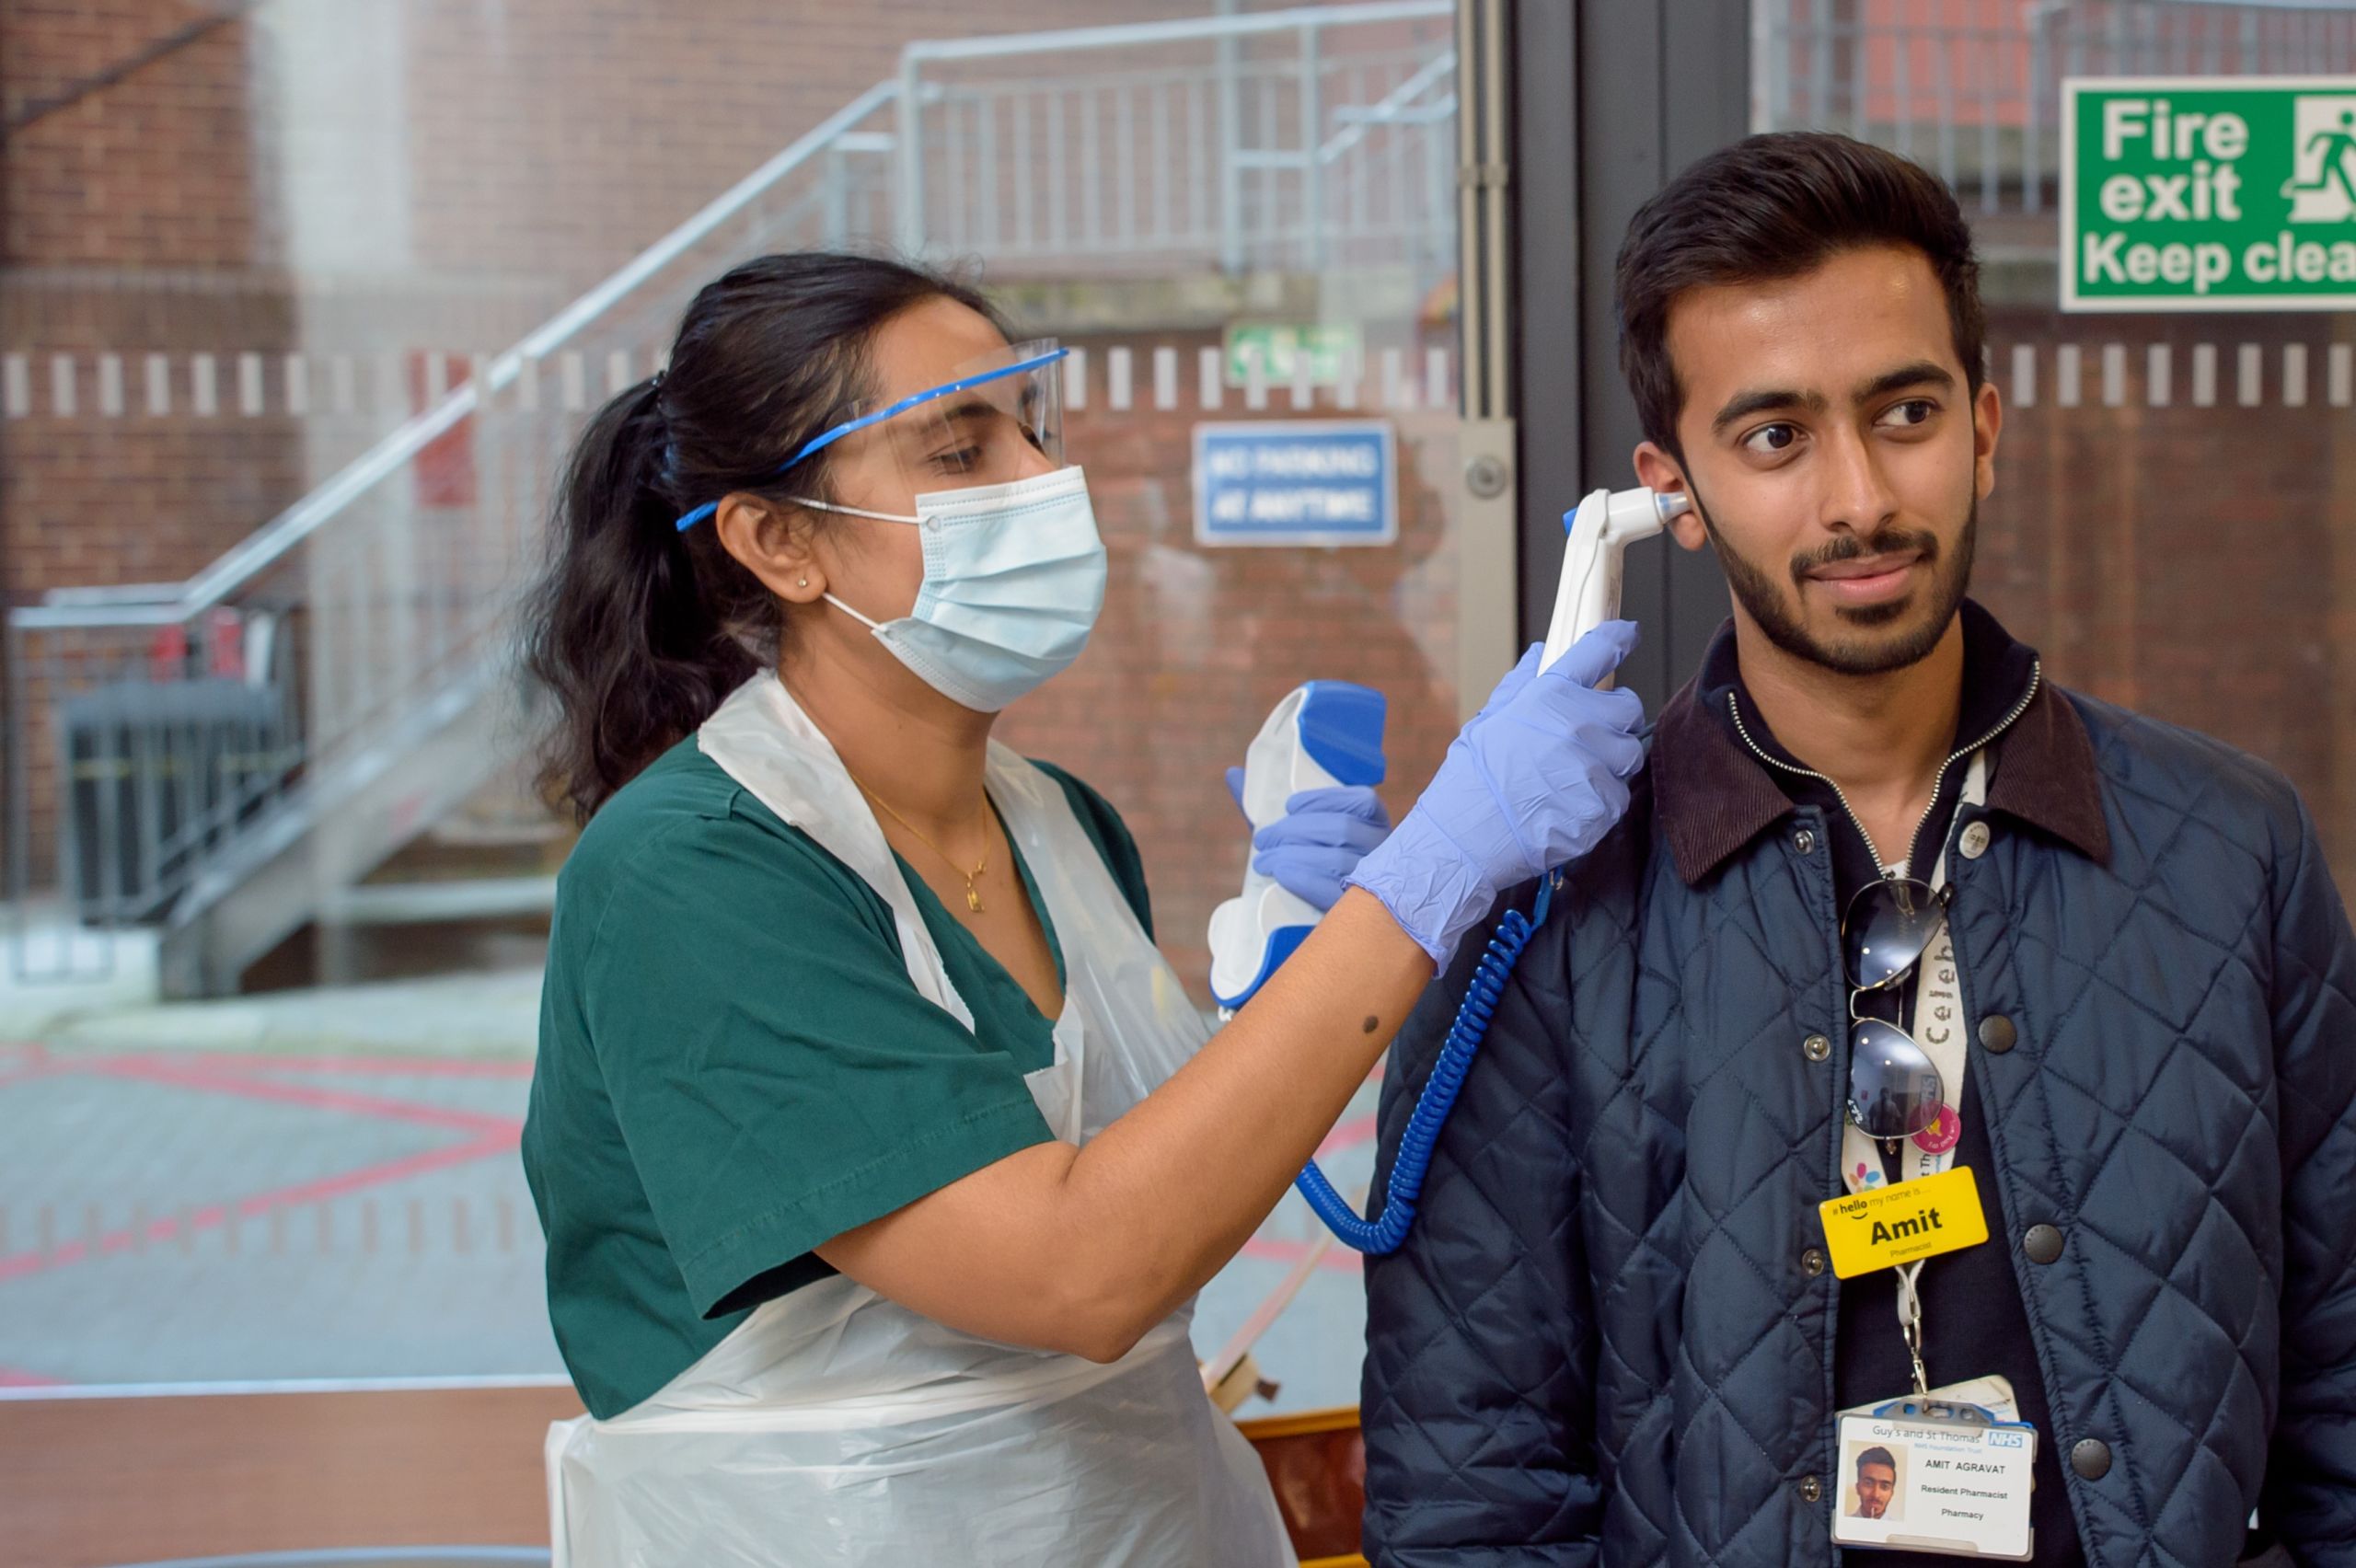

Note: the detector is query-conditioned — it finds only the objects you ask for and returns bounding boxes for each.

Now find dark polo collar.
[1650,602,2111,887]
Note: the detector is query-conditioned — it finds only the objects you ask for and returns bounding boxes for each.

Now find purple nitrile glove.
[1226,769,1392,914]
[1345,621,1648,966]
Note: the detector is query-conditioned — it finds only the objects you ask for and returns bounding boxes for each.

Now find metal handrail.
[900,0,1449,63]
[1319,49,1454,165]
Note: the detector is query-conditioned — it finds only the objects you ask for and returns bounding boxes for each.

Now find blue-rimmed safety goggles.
[676,342,1067,531]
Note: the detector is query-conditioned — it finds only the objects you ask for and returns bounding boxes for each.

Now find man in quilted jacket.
[1360,131,2356,1568]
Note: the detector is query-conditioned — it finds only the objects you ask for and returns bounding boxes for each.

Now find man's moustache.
[1792,528,1942,579]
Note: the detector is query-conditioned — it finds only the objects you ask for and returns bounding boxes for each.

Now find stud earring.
[798,577,809,588]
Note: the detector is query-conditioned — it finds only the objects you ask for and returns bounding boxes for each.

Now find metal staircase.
[3,2,1458,996]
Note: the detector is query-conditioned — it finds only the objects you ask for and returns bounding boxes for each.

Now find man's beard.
[1690,481,1976,677]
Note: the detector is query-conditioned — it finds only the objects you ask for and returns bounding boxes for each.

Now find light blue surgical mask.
[804,465,1107,712]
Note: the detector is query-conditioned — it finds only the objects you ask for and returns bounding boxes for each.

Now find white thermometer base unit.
[1206,682,1386,1013]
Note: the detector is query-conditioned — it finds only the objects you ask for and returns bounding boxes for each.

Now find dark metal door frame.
[1509,0,1750,709]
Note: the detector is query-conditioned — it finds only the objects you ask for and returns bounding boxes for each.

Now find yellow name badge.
[1819,1166,1988,1279]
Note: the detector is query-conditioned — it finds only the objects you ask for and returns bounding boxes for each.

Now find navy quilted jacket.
[1361,667,2356,1567]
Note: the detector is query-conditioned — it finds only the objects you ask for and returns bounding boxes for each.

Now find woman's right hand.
[1345,620,1648,964]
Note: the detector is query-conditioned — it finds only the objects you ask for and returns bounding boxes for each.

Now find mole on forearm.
[1363,1015,1380,1034]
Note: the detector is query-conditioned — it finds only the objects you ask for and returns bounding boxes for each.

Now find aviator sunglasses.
[1841,875,1955,1141]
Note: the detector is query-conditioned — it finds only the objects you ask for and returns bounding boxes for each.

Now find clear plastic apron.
[544,672,1293,1568]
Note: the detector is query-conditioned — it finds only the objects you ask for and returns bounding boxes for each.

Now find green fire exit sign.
[2063,76,2356,311]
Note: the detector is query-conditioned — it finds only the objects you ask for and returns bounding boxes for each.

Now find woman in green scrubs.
[519,251,1646,1566]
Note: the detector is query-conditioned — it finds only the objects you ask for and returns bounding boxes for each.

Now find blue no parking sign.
[1192,420,1397,548]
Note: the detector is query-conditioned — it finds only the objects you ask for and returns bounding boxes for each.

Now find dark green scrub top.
[522,738,1152,1419]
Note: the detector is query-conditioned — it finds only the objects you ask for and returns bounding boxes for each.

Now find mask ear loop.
[791,496,922,525]
[823,593,883,630]
[788,495,922,628]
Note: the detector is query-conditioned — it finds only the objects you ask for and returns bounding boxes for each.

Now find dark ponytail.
[522,251,1007,821]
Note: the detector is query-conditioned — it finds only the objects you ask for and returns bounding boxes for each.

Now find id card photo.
[1843,1439,1906,1523]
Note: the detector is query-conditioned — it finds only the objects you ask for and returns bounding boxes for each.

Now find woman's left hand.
[1226,768,1392,913]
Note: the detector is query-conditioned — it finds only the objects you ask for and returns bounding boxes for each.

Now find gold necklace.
[851,775,991,914]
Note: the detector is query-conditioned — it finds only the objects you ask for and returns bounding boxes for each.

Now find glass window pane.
[1755,0,2356,894]
[1,3,1466,1457]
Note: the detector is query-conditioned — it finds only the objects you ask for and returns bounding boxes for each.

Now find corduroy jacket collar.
[1650,600,2111,886]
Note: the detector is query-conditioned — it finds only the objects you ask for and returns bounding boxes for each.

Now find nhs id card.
[1831,1410,2037,1560]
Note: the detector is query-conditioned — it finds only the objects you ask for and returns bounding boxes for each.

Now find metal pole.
[1457,0,1483,415]
[1299,20,1323,270]
[4,622,29,979]
[824,142,848,248]
[1812,0,1832,125]
[1479,0,1507,419]
[1453,0,1516,721]
[897,52,927,256]
[1218,0,1244,273]
[2025,8,2044,215]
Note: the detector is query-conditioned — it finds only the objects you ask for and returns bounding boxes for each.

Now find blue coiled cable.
[1293,872,1557,1254]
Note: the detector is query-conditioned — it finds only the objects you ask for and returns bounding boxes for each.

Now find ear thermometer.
[1542,486,1692,669]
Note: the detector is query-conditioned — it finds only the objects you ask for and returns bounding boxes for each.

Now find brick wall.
[3,1,296,603]
[1973,309,2356,899]
[3,2,267,271]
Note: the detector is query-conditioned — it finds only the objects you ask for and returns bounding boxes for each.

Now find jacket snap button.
[1793,828,1817,856]
[1960,821,1992,859]
[1803,1032,1831,1063]
[2070,1438,2112,1480]
[2024,1224,2065,1264]
[1800,1247,1827,1278]
[1979,1014,2017,1055]
[1797,1473,1822,1504]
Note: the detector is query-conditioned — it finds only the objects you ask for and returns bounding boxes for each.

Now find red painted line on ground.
[0,1365,64,1388]
[139,1051,534,1080]
[1240,1236,1364,1274]
[1315,1113,1378,1159]
[0,1133,517,1286]
[0,1043,56,1089]
[225,1132,518,1217]
[71,1056,521,1136]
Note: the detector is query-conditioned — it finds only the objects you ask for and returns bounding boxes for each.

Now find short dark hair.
[1857,1446,1898,1477]
[1615,132,1985,459]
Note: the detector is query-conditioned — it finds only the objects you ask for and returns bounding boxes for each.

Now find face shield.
[675,342,1068,531]
[835,340,1067,495]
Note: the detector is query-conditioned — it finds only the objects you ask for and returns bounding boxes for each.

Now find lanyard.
[1838,750,1989,1394]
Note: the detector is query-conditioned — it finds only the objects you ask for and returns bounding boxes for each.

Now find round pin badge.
[1912,1104,1962,1156]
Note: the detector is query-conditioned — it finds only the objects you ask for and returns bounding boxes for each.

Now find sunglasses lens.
[1844,878,1945,991]
[1849,1019,1945,1139]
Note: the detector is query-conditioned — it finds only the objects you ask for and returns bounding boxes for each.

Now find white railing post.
[824,142,849,248]
[897,54,928,256]
[1299,20,1324,270]
[2026,6,2047,215]
[1218,0,1245,273]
